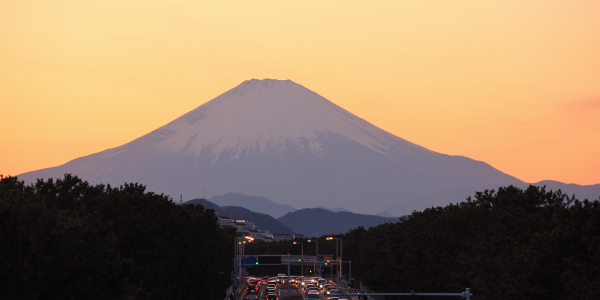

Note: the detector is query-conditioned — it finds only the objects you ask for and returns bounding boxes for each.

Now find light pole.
[327,237,342,286]
[235,236,254,285]
[308,239,318,276]
[293,241,304,276]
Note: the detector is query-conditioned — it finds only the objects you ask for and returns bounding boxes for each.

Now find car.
[246,284,258,294]
[244,293,258,300]
[329,291,341,300]
[325,286,336,295]
[266,294,278,300]
[307,293,320,299]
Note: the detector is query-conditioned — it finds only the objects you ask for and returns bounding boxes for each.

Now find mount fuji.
[18,79,600,216]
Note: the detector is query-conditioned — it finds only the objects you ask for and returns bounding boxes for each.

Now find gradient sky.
[2,0,599,185]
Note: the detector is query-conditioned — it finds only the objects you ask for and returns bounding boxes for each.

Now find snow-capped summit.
[20,79,536,215]
[126,78,427,160]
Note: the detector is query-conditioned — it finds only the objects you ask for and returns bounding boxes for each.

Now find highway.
[240,278,337,300]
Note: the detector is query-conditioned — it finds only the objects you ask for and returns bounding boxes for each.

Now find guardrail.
[346,288,472,300]
[224,284,234,300]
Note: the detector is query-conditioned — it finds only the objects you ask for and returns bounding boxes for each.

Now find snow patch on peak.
[134,79,424,160]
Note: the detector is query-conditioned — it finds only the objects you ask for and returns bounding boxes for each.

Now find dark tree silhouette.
[0,174,235,300]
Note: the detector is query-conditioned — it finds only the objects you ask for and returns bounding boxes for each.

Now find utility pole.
[287,253,291,297]
[293,241,303,276]
[308,240,318,276]
[349,260,352,288]
[327,237,342,285]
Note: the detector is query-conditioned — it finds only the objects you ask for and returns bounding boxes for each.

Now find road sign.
[241,256,257,268]
[258,256,281,265]
[231,271,237,280]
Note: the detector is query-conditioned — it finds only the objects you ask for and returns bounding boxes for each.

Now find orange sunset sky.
[1,1,599,185]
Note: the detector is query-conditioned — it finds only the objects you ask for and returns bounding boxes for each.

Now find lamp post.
[308,239,318,276]
[293,241,304,276]
[234,236,254,285]
[327,237,342,286]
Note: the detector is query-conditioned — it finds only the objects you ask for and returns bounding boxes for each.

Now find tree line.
[344,185,600,300]
[0,174,235,300]
[3,174,600,300]
[247,185,600,300]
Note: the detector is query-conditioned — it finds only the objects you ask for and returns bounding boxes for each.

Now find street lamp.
[327,237,342,286]
[234,236,254,285]
[293,241,304,258]
[293,241,304,276]
[308,239,318,276]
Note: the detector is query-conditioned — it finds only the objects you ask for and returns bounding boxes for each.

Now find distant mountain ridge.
[185,198,398,237]
[278,208,398,238]
[184,198,294,234]
[220,206,295,234]
[531,181,600,201]
[316,206,349,213]
[209,192,296,218]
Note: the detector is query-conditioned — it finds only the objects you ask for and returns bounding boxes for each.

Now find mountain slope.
[316,206,349,213]
[209,192,296,218]
[18,79,599,215]
[185,198,222,212]
[278,208,398,238]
